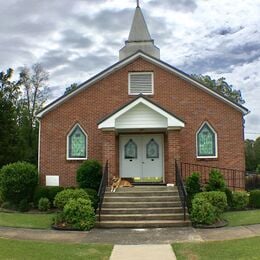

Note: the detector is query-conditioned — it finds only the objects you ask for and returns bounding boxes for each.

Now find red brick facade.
[39,57,246,187]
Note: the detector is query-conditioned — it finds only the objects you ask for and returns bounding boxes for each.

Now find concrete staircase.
[96,186,191,228]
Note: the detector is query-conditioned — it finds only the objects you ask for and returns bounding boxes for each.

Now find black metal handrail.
[175,160,188,221]
[97,160,108,222]
[180,162,245,190]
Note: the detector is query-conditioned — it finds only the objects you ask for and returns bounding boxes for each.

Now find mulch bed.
[193,219,228,229]
[51,223,82,231]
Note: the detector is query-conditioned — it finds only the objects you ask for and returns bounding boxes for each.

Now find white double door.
[120,134,163,179]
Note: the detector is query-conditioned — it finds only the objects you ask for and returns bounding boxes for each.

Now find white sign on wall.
[46,175,59,186]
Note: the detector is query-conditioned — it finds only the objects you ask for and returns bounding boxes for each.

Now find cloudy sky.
[0,0,259,139]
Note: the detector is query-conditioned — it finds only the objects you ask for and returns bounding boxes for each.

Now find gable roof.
[37,51,249,118]
[98,95,185,130]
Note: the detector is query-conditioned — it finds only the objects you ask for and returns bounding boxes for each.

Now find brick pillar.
[102,131,117,185]
[166,130,181,184]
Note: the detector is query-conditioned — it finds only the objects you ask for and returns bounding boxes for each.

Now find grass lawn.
[0,238,113,260]
[223,209,260,227]
[0,212,54,229]
[173,236,260,260]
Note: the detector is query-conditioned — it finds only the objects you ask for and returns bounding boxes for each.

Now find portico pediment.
[98,96,185,130]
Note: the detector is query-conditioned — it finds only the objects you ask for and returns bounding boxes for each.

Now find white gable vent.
[128,72,154,95]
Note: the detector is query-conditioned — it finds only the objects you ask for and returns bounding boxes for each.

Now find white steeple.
[119,4,160,60]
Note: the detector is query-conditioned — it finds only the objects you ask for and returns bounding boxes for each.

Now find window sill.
[66,158,88,161]
[196,157,218,161]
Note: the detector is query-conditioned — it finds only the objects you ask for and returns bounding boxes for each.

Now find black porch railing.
[175,160,188,221]
[97,160,108,222]
[180,162,245,191]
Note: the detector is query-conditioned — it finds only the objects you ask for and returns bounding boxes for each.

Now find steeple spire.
[119,4,160,60]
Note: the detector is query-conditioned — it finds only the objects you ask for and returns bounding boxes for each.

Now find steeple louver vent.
[129,72,154,95]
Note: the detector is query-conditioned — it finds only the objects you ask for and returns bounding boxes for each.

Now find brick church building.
[37,4,248,187]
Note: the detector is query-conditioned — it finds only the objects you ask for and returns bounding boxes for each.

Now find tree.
[254,137,260,168]
[18,64,49,164]
[245,139,257,171]
[191,74,245,105]
[64,83,78,95]
[0,69,21,167]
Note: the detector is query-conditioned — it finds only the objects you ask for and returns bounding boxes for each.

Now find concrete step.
[102,201,182,208]
[96,220,191,228]
[106,186,177,192]
[105,191,179,197]
[98,213,185,221]
[99,207,184,214]
[103,196,180,203]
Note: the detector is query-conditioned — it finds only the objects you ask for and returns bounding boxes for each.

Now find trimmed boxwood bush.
[76,160,102,191]
[53,198,96,231]
[34,186,64,207]
[249,190,260,208]
[232,191,249,210]
[18,199,30,212]
[205,169,226,192]
[0,162,38,204]
[186,172,201,197]
[224,188,233,208]
[38,197,50,211]
[191,197,217,225]
[63,198,96,230]
[195,191,227,216]
[84,188,99,210]
[54,189,89,210]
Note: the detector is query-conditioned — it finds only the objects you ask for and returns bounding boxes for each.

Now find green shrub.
[84,188,99,210]
[205,169,226,192]
[63,198,96,230]
[232,191,249,210]
[34,186,64,207]
[186,172,201,197]
[53,197,95,231]
[54,189,89,210]
[256,165,260,173]
[38,197,50,211]
[191,197,217,225]
[195,191,227,216]
[1,201,16,210]
[0,162,38,204]
[76,160,102,191]
[224,188,233,208]
[0,189,4,206]
[18,199,30,212]
[249,190,260,208]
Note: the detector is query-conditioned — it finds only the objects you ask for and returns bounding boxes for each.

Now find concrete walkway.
[1,224,260,244]
[110,245,176,260]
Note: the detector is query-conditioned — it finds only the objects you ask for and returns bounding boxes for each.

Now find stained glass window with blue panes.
[197,123,216,157]
[69,126,86,158]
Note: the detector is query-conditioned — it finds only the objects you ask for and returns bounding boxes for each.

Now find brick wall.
[39,57,245,187]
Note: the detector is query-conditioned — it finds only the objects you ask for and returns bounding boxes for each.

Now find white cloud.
[0,0,259,139]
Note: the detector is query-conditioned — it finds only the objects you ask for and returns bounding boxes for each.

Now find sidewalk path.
[0,224,260,244]
[110,245,176,260]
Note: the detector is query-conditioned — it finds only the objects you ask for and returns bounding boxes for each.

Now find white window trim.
[196,122,218,159]
[128,72,154,95]
[66,124,88,160]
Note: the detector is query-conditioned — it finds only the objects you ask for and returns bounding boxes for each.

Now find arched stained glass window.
[197,122,217,157]
[146,138,159,158]
[68,125,87,159]
[125,139,137,159]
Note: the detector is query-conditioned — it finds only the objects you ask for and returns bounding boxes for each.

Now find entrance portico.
[98,96,185,184]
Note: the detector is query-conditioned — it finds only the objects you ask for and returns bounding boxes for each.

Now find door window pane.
[146,138,159,158]
[125,139,137,159]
